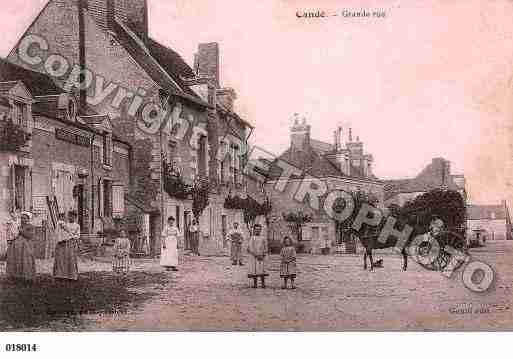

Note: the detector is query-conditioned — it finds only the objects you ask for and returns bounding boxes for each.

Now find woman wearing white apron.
[160,216,180,271]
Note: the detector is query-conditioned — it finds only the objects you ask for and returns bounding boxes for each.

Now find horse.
[359,232,412,272]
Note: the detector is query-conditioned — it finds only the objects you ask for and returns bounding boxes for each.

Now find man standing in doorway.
[227,222,244,265]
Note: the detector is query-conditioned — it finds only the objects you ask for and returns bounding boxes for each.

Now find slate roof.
[113,19,209,109]
[467,204,508,221]
[147,38,196,88]
[0,58,63,96]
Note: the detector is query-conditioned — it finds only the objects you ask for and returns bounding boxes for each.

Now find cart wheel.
[419,231,467,272]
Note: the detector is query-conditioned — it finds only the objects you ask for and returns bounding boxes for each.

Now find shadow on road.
[0,271,168,331]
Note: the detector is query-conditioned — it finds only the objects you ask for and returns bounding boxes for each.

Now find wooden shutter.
[112,184,124,218]
[8,164,15,212]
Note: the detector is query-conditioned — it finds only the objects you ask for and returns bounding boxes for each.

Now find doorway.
[73,184,84,231]
[149,213,160,257]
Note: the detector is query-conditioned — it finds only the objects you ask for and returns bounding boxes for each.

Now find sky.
[1,0,513,206]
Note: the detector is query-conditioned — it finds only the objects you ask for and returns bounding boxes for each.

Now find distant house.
[384,157,467,207]
[467,201,512,241]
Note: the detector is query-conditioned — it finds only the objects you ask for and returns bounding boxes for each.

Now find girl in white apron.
[160,216,181,271]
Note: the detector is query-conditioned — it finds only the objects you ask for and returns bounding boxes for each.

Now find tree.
[224,194,272,234]
[397,188,466,236]
[282,210,312,243]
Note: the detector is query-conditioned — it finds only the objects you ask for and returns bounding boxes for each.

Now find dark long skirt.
[53,240,79,280]
[6,237,36,281]
[190,232,200,255]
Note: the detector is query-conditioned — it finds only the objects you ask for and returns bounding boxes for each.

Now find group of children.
[107,224,300,290]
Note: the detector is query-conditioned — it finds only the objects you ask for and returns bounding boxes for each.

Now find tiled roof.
[113,20,209,109]
[0,58,63,96]
[266,145,345,180]
[467,204,507,220]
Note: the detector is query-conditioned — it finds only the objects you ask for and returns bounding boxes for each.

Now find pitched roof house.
[4,0,259,257]
[384,157,467,206]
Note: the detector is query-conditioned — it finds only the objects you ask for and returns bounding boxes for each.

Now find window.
[14,165,26,211]
[197,135,207,178]
[11,102,25,126]
[231,144,240,184]
[103,133,112,166]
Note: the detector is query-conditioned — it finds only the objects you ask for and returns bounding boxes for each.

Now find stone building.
[384,157,467,207]
[0,59,130,259]
[467,201,512,241]
[6,0,264,257]
[260,116,384,254]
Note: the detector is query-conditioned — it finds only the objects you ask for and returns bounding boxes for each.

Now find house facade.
[6,0,265,257]
[467,201,512,241]
[0,59,130,259]
[261,117,385,254]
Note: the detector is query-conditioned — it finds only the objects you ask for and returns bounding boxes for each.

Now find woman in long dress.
[6,211,36,283]
[161,216,180,271]
[53,211,80,281]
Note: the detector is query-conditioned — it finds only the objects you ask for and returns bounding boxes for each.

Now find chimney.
[290,115,311,151]
[334,126,342,151]
[194,43,220,88]
[124,0,149,43]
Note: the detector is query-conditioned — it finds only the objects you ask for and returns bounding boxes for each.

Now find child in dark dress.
[280,236,297,289]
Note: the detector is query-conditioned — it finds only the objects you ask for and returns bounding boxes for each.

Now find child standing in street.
[280,236,297,289]
[113,230,131,274]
